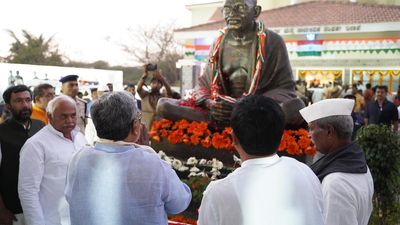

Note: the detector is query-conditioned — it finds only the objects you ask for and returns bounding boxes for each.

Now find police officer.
[59,75,87,134]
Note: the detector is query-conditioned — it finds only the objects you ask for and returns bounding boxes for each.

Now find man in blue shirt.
[65,91,191,225]
[365,85,398,132]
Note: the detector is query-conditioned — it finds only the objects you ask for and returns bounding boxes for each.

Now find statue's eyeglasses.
[222,4,248,15]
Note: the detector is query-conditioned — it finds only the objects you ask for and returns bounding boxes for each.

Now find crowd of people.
[0,0,398,223]
[297,80,400,133]
[0,73,191,225]
[0,72,385,225]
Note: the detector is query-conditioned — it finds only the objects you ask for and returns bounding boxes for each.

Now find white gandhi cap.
[299,98,355,123]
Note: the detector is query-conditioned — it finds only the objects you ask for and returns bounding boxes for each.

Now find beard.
[11,108,32,123]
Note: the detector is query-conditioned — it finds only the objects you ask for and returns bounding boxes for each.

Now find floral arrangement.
[150,119,234,150]
[278,129,316,156]
[168,216,197,225]
[150,119,316,156]
[158,151,233,180]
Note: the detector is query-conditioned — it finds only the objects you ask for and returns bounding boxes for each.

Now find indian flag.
[297,40,323,57]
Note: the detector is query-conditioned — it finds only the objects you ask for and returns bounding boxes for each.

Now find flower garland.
[209,20,267,100]
[279,129,316,156]
[150,119,316,156]
[150,119,234,150]
[168,216,197,225]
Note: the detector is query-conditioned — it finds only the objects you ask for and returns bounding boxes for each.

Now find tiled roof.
[176,1,400,32]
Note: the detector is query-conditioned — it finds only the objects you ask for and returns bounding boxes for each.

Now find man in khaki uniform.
[60,75,87,134]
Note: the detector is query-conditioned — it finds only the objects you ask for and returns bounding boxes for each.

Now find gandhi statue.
[157,0,304,127]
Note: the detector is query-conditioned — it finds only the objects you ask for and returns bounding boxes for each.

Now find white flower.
[197,171,208,177]
[211,174,218,180]
[158,151,166,159]
[189,166,200,173]
[163,156,173,165]
[186,157,198,166]
[172,159,183,170]
[210,167,219,173]
[198,159,207,165]
[211,158,223,170]
[233,155,242,165]
[178,166,189,172]
[188,172,198,177]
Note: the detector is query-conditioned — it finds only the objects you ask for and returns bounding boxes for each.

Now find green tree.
[6,30,64,66]
[356,125,400,225]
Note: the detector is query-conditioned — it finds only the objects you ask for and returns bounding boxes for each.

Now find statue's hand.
[208,97,235,122]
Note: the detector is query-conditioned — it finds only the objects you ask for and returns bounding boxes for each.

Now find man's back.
[322,170,373,225]
[198,155,324,225]
[65,144,191,225]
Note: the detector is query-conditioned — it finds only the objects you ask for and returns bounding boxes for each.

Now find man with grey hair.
[300,98,374,225]
[18,95,87,225]
[65,91,191,225]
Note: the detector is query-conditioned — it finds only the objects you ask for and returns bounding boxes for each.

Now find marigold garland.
[168,216,197,225]
[278,129,316,156]
[150,119,234,150]
[150,119,316,156]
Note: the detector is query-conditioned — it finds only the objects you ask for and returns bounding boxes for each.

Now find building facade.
[176,0,400,93]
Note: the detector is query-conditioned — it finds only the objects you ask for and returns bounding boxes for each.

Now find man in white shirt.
[300,98,374,225]
[65,92,190,225]
[198,95,324,225]
[18,95,88,225]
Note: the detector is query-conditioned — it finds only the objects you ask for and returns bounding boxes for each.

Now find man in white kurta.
[198,95,324,225]
[300,98,374,225]
[18,96,88,225]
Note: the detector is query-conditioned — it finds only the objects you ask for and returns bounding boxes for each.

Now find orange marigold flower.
[287,142,301,155]
[178,119,190,130]
[305,146,316,156]
[211,133,225,149]
[222,127,233,136]
[152,135,161,142]
[183,134,190,145]
[298,135,311,150]
[149,130,159,137]
[160,119,173,129]
[150,120,162,131]
[201,136,212,148]
[167,131,183,145]
[160,129,168,137]
[190,135,200,145]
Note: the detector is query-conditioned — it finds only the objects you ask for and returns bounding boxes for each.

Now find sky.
[0,0,195,66]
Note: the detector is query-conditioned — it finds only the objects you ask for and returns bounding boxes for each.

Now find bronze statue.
[157,0,304,127]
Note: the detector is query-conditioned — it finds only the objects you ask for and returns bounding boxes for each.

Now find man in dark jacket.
[0,85,45,225]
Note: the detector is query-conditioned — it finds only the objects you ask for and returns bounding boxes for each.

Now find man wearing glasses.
[65,92,191,225]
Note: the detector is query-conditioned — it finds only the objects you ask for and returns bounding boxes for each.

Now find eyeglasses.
[222,4,248,15]
[135,112,142,122]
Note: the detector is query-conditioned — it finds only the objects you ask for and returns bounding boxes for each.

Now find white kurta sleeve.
[198,182,219,225]
[322,175,358,225]
[161,161,192,215]
[18,141,45,225]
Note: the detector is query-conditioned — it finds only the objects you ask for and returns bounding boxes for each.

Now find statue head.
[222,0,261,32]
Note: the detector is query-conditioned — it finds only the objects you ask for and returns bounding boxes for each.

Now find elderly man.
[300,98,374,225]
[198,95,324,225]
[60,75,87,133]
[0,85,45,225]
[18,96,87,225]
[65,92,191,225]
[31,83,55,124]
[157,0,302,128]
